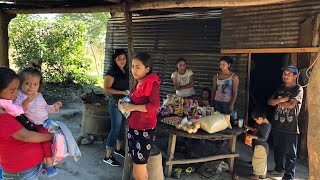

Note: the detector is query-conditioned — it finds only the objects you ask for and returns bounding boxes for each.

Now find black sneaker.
[103,156,120,167]
[114,149,125,158]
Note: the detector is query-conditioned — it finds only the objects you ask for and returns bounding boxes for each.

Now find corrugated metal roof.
[221,0,320,48]
[104,10,248,118]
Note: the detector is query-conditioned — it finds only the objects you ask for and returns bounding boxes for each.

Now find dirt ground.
[38,84,309,180]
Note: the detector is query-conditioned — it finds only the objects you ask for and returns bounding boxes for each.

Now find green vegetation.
[8,13,110,90]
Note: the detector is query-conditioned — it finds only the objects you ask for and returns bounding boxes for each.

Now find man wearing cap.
[267,65,303,180]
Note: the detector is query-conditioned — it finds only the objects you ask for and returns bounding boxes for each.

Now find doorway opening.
[248,53,289,126]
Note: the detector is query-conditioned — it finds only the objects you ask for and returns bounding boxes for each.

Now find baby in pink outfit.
[13,65,62,177]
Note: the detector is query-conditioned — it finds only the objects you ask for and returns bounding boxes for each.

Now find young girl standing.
[14,65,62,177]
[171,58,195,98]
[212,56,239,114]
[121,53,160,180]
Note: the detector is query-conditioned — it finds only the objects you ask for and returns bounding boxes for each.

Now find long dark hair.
[134,52,152,75]
[110,49,127,77]
[0,67,19,92]
[18,63,43,89]
[219,56,233,65]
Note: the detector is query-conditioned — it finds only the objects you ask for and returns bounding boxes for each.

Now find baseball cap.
[282,65,298,75]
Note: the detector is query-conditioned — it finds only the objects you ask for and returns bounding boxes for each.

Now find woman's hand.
[122,103,136,112]
[123,91,130,96]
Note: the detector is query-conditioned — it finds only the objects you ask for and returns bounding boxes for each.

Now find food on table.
[176,124,183,129]
[198,113,231,134]
[194,122,201,129]
[176,121,201,134]
[161,116,183,126]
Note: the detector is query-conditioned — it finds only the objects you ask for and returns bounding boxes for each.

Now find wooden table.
[156,122,243,177]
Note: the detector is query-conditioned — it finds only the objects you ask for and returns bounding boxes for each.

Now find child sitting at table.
[244,108,271,180]
[198,87,212,107]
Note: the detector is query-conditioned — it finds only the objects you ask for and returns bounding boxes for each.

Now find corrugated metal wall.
[104,11,248,118]
[221,0,320,157]
[221,0,320,48]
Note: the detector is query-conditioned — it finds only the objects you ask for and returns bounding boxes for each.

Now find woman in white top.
[212,56,239,114]
[171,58,195,98]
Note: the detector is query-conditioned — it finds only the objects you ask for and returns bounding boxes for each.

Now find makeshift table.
[156,121,243,177]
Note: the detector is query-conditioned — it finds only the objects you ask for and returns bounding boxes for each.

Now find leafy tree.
[59,13,110,75]
[58,13,110,43]
[9,14,94,84]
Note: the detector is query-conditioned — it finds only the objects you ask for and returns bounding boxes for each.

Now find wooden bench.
[156,122,243,177]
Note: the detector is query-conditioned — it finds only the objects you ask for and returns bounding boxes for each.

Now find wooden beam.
[5,0,302,14]
[129,0,301,11]
[4,5,123,14]
[166,153,239,165]
[221,47,319,54]
[122,3,134,180]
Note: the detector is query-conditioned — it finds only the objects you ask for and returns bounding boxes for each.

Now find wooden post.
[0,11,15,67]
[227,134,237,173]
[122,3,135,180]
[307,13,320,180]
[307,53,320,180]
[164,134,177,177]
[297,16,314,158]
[244,53,251,125]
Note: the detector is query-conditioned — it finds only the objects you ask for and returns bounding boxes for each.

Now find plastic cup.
[238,119,243,128]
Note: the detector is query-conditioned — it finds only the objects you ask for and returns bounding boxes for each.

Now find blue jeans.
[106,98,126,151]
[214,100,230,114]
[2,164,42,180]
[0,165,3,180]
[273,130,298,180]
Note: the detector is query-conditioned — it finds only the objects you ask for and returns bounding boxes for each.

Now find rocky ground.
[38,83,309,180]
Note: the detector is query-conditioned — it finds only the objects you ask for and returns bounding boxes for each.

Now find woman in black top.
[103,49,129,166]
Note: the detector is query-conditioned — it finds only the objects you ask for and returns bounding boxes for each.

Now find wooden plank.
[164,134,177,177]
[166,153,239,165]
[221,47,319,54]
[128,0,301,11]
[5,0,301,14]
